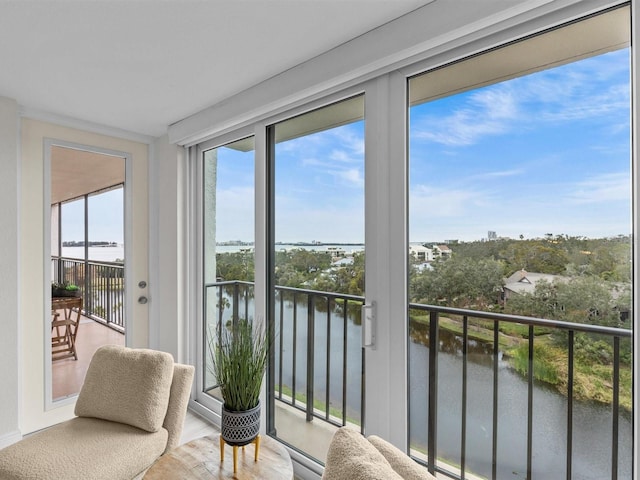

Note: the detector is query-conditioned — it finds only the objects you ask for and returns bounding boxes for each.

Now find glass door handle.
[362,302,376,349]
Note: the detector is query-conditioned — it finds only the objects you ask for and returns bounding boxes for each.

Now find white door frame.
[43,138,132,410]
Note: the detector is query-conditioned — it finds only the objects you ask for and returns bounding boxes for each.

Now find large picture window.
[190,4,635,478]
[408,6,632,479]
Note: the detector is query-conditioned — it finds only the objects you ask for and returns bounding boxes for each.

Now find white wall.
[0,97,21,448]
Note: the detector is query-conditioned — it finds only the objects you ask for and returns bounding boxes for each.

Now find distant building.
[332,257,354,267]
[410,244,453,262]
[323,246,346,259]
[409,245,434,262]
[433,244,452,259]
[488,231,497,240]
[502,269,568,301]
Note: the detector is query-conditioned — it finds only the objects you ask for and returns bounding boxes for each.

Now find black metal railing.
[204,281,631,479]
[274,285,364,430]
[52,256,125,331]
[409,303,632,480]
[204,281,365,431]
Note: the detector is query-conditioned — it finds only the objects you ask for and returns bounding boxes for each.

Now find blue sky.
[212,123,367,244]
[70,47,630,246]
[61,188,123,243]
[409,48,631,242]
[274,124,365,243]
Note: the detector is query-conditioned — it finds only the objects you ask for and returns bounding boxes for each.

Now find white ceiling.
[0,0,433,138]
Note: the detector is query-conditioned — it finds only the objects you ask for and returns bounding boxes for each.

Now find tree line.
[215,236,632,407]
[215,235,632,330]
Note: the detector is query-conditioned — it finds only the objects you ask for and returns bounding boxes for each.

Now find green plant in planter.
[52,282,81,297]
[208,317,269,412]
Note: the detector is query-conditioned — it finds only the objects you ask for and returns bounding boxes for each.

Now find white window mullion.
[363,71,408,448]
[253,123,269,435]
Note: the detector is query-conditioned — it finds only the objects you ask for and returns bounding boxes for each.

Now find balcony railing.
[273,285,364,429]
[205,281,632,479]
[204,281,364,431]
[52,256,125,332]
[409,303,631,480]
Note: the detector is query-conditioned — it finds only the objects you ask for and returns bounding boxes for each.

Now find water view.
[212,287,631,479]
[61,245,124,263]
[200,17,633,475]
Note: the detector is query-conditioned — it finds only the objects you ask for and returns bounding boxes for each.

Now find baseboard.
[290,449,323,480]
[292,457,323,480]
[0,429,23,449]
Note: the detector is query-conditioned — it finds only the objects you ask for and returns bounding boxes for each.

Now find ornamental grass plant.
[209,317,268,412]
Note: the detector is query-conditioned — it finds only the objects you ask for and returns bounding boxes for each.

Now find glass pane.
[60,198,84,260]
[52,150,126,402]
[408,7,631,479]
[271,95,365,463]
[87,188,125,327]
[203,137,255,401]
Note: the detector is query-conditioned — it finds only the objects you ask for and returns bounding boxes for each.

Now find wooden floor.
[180,410,219,445]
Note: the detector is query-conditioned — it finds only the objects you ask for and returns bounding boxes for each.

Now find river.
[409,323,632,480]
[268,298,632,479]
[61,246,124,262]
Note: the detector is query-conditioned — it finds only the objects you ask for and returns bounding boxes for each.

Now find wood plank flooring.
[180,410,219,444]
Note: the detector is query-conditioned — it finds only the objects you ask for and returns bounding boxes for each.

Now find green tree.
[216,251,254,281]
[501,240,569,274]
[274,249,333,288]
[504,276,625,327]
[410,256,504,308]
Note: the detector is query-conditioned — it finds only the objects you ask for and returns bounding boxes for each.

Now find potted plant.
[208,317,269,446]
[52,282,81,298]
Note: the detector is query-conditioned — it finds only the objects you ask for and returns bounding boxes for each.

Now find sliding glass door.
[268,95,366,462]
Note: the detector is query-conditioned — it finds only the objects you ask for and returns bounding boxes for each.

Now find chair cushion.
[322,427,402,480]
[75,344,174,432]
[162,363,195,453]
[0,417,168,480]
[368,435,436,479]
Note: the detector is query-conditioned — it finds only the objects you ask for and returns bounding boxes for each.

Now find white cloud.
[276,203,364,243]
[412,49,629,147]
[414,85,518,146]
[328,167,363,188]
[410,185,491,218]
[215,186,255,241]
[564,172,630,204]
[468,168,525,180]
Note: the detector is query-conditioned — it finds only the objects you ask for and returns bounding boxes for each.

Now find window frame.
[184,2,637,476]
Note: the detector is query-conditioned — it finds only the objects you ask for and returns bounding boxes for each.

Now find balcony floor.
[52,315,124,400]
